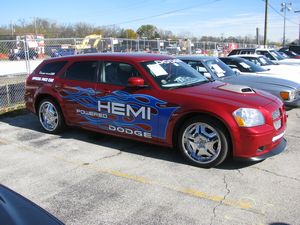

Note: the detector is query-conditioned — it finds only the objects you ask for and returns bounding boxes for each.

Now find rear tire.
[178,116,229,168]
[38,98,65,134]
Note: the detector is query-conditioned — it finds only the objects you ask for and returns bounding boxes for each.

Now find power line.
[265,0,298,25]
[106,0,221,26]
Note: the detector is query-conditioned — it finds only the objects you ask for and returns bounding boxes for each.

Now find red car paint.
[25,53,287,161]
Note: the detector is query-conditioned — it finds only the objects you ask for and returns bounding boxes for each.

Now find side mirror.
[232,68,240,75]
[127,77,145,87]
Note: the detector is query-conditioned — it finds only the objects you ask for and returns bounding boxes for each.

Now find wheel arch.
[35,93,66,133]
[172,111,233,154]
[35,93,63,118]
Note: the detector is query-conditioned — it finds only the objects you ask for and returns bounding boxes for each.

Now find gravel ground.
[0,108,299,225]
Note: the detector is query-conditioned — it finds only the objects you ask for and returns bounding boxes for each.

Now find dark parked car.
[51,48,76,57]
[287,45,300,55]
[9,49,38,60]
[82,48,98,54]
[0,184,64,225]
[278,47,300,59]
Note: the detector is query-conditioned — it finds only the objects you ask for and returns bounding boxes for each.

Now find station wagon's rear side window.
[64,61,98,82]
[38,61,67,76]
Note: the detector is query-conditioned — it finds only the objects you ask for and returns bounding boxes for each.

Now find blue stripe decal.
[63,87,178,139]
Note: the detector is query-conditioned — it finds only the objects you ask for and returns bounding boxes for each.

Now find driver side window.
[101,62,141,86]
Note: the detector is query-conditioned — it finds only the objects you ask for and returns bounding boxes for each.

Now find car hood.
[173,80,278,108]
[255,68,300,84]
[223,74,300,90]
[0,185,64,225]
[263,64,300,74]
[278,58,300,65]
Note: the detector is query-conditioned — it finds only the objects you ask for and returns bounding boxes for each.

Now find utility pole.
[281,2,292,47]
[256,27,260,45]
[295,10,300,44]
[264,0,268,48]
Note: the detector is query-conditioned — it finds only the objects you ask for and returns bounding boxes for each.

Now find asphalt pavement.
[0,109,299,225]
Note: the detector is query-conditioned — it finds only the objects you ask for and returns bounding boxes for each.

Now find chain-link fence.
[0,37,261,114]
[0,40,28,114]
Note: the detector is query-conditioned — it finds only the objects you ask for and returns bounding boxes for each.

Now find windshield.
[222,58,267,73]
[258,56,276,65]
[244,56,275,66]
[288,50,297,56]
[270,50,285,60]
[203,58,236,78]
[141,59,208,89]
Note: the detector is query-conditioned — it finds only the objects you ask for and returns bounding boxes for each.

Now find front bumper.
[284,98,300,108]
[234,138,287,162]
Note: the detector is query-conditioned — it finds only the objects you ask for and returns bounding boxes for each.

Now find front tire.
[38,98,65,134]
[178,116,229,168]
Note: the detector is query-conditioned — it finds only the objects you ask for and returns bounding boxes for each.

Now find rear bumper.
[234,138,286,162]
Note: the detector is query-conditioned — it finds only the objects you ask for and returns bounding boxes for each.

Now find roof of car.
[231,48,255,50]
[44,52,173,63]
[229,54,263,58]
[219,57,245,61]
[177,55,216,61]
[231,48,275,51]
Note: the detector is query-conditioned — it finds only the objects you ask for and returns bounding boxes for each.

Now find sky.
[1,0,300,42]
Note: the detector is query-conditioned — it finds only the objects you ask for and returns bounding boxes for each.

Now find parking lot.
[0,107,299,225]
[0,60,42,76]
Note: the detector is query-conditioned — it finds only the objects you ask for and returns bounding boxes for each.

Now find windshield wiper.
[167,80,210,89]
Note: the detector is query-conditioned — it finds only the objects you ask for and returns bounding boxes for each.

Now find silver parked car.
[220,56,300,84]
[178,56,300,108]
[228,48,300,65]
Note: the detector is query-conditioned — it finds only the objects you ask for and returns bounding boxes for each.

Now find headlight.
[280,91,295,100]
[233,108,265,127]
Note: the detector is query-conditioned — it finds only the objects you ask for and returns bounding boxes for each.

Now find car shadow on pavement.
[1,110,260,170]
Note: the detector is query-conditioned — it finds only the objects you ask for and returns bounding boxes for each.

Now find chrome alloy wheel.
[39,101,59,132]
[182,122,221,164]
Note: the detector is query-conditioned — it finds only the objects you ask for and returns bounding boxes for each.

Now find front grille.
[296,90,300,99]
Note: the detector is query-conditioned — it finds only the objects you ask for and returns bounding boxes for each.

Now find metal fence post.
[187,39,192,54]
[110,38,114,52]
[6,84,10,106]
[22,39,30,74]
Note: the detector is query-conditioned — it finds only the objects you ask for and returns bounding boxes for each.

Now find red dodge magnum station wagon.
[25,53,287,168]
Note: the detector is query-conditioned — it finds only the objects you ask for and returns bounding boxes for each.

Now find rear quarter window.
[64,61,98,82]
[240,50,254,54]
[38,61,67,76]
[228,50,238,56]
